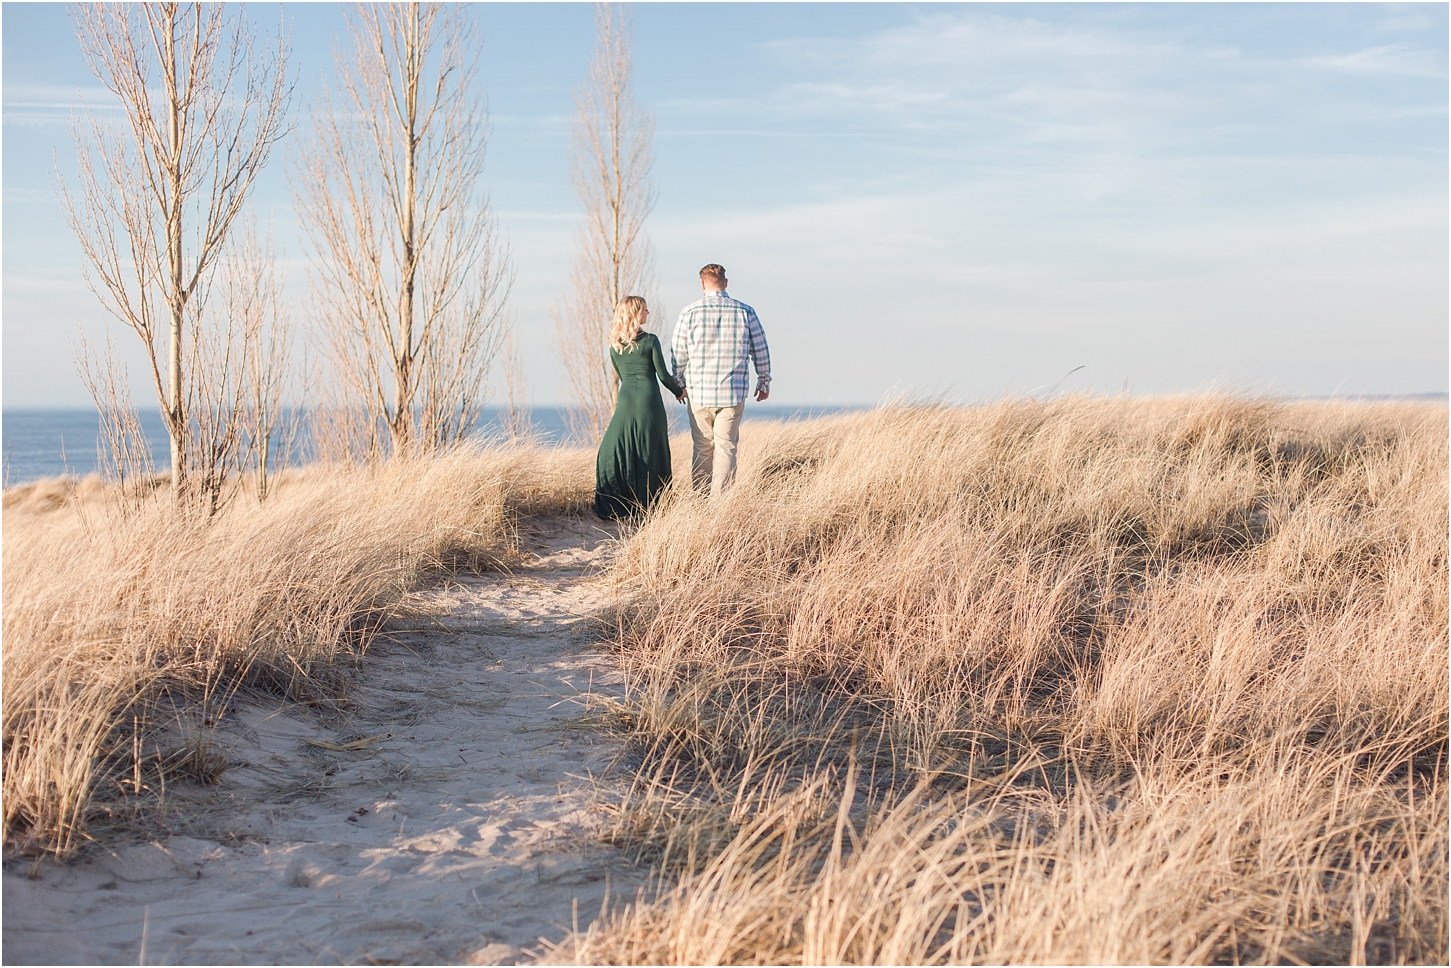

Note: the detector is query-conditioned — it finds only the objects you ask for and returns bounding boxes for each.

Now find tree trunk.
[390,4,423,458]
[607,53,624,398]
[164,5,186,492]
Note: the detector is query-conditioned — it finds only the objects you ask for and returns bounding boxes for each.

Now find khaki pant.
[688,403,744,498]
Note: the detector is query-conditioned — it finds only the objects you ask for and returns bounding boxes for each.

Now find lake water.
[1,404,866,485]
[12,396,1438,486]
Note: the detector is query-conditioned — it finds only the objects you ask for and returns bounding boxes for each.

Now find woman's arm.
[650,335,685,399]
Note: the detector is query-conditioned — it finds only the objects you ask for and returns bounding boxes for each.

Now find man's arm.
[747,309,771,401]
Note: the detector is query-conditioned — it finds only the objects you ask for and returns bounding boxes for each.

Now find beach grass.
[557,396,1447,965]
[3,396,1445,965]
[1,444,594,856]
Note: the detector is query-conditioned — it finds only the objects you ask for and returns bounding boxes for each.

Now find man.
[671,263,772,497]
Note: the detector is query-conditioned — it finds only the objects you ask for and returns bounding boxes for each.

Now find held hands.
[669,387,764,402]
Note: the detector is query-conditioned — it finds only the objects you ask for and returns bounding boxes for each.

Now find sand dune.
[3,516,641,966]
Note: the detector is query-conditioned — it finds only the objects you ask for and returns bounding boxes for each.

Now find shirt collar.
[705,289,728,298]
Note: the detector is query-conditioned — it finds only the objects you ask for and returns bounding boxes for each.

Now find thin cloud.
[3,82,119,127]
[736,9,1445,149]
[1301,44,1446,77]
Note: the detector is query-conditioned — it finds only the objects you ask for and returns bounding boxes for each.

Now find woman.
[595,296,685,520]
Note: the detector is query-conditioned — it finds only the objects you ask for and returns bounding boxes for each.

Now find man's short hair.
[699,264,727,284]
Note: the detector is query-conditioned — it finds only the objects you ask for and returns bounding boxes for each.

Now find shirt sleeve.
[650,335,683,397]
[747,310,771,389]
[670,309,689,386]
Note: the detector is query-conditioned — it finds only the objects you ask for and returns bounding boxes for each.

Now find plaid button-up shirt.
[670,290,771,409]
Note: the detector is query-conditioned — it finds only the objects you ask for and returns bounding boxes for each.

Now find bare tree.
[499,321,533,443]
[173,215,295,515]
[214,217,294,505]
[74,221,292,515]
[57,3,291,496]
[183,274,244,515]
[305,357,382,465]
[74,335,156,507]
[553,3,658,443]
[296,2,513,461]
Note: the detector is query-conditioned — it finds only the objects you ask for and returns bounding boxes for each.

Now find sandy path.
[4,516,643,966]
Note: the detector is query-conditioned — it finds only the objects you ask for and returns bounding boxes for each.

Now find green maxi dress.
[595,333,684,520]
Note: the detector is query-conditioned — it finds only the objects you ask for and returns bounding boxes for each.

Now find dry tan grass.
[554,397,1447,965]
[2,444,594,856]
[6,398,1444,963]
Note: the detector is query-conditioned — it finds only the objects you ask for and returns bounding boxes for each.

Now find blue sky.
[4,2,1447,407]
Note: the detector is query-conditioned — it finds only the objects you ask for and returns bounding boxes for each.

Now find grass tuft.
[557,397,1447,965]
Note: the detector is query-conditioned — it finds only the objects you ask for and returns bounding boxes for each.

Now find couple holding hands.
[594,263,772,520]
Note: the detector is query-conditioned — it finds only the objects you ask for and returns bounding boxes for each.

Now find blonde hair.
[608,295,649,351]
